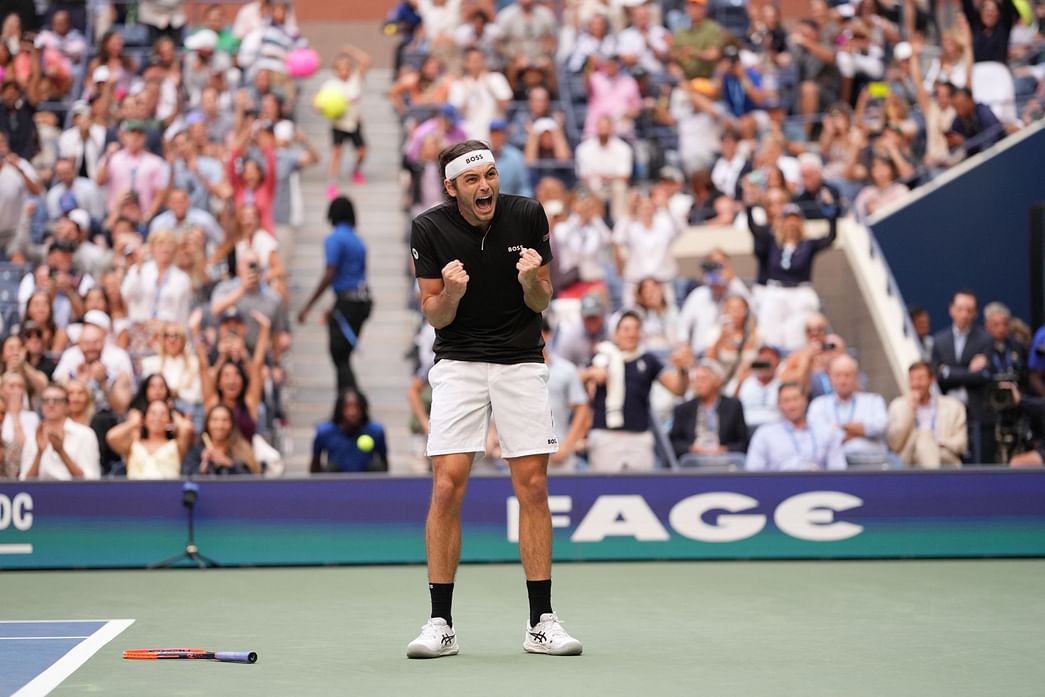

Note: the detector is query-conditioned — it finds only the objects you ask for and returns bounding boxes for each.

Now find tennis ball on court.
[357,434,375,452]
[313,86,348,121]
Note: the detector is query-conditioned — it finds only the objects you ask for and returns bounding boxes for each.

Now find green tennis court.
[6,559,1043,696]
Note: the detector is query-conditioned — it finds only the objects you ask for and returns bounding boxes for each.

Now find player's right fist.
[441,260,469,302]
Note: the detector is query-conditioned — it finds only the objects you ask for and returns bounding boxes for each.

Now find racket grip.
[214,651,258,664]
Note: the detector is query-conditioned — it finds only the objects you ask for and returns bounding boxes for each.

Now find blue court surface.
[0,620,134,697]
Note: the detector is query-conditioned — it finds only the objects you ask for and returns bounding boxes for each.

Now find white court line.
[12,619,135,697]
[0,620,114,624]
[0,544,33,554]
[0,639,89,643]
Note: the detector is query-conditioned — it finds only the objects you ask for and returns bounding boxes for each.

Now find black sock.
[526,579,552,627]
[429,583,454,627]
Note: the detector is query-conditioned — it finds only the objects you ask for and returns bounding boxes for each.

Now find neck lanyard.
[151,265,169,318]
[833,395,856,425]
[784,422,816,461]
[991,348,1012,373]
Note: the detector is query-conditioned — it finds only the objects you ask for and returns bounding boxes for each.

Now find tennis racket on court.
[123,648,258,664]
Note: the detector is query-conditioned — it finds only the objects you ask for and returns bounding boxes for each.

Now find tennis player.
[406,140,582,659]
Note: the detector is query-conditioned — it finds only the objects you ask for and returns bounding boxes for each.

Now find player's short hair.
[439,140,492,182]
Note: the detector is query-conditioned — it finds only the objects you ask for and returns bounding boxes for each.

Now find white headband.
[444,149,496,181]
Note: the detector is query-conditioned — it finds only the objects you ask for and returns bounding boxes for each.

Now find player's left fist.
[516,248,542,286]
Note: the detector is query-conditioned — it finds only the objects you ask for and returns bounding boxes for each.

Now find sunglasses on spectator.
[24,330,43,339]
[163,332,183,339]
[42,396,67,405]
[806,325,828,334]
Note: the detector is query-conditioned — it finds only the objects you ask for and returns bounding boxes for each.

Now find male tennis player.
[406,140,582,658]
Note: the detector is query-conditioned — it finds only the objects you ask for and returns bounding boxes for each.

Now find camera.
[822,341,837,351]
[700,260,723,273]
[247,262,259,273]
[751,360,772,370]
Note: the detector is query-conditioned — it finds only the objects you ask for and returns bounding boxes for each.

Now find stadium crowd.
[394,0,1045,470]
[0,0,394,480]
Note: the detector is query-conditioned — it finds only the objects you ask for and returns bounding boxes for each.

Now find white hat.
[70,100,90,117]
[67,209,90,233]
[274,119,295,142]
[893,41,913,61]
[533,117,559,135]
[83,310,111,333]
[544,199,565,217]
[91,65,110,83]
[184,29,218,52]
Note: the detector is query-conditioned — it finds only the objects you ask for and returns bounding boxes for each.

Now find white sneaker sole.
[523,638,583,656]
[406,642,459,659]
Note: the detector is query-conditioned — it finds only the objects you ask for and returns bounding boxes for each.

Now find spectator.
[672,0,724,80]
[540,320,589,471]
[670,360,748,467]
[711,128,750,201]
[97,120,169,222]
[853,156,909,221]
[52,311,134,393]
[984,301,1027,386]
[227,119,277,232]
[909,304,934,362]
[807,355,892,467]
[233,0,299,40]
[794,153,842,220]
[221,205,288,296]
[0,384,22,478]
[581,310,691,471]
[318,45,370,195]
[272,120,320,228]
[887,361,968,467]
[45,158,104,223]
[523,117,573,181]
[20,321,56,378]
[106,400,194,480]
[792,19,841,135]
[553,293,609,368]
[618,3,671,74]
[496,0,557,64]
[553,193,612,299]
[947,87,1004,156]
[632,277,680,354]
[668,76,728,176]
[448,47,512,143]
[745,381,846,471]
[2,370,36,445]
[735,344,783,430]
[19,382,100,480]
[779,315,848,399]
[311,388,387,472]
[454,9,502,64]
[932,289,994,462]
[140,322,203,408]
[677,250,751,354]
[613,189,681,305]
[583,51,641,138]
[64,379,94,428]
[388,55,451,116]
[57,101,107,181]
[297,196,372,394]
[962,0,1017,64]
[166,130,229,214]
[507,85,557,150]
[559,12,616,74]
[488,119,531,198]
[705,294,761,388]
[1,333,47,399]
[19,245,88,331]
[182,404,260,475]
[745,196,838,352]
[404,104,468,165]
[575,116,633,221]
[122,229,193,327]
[211,248,290,362]
[0,76,41,160]
[0,131,41,250]
[196,308,271,442]
[148,188,224,248]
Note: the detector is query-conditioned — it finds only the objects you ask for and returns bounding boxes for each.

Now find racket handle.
[214,651,258,664]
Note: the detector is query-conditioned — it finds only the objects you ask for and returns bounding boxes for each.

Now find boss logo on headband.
[466,154,485,163]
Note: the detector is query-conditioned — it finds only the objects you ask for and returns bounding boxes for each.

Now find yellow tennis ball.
[313,87,348,121]
[356,434,375,452]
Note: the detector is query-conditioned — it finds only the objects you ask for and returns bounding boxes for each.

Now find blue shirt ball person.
[311,389,388,473]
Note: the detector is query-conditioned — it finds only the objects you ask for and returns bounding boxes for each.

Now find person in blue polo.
[310,388,387,473]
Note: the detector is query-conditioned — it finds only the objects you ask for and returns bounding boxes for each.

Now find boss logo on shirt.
[507,245,525,253]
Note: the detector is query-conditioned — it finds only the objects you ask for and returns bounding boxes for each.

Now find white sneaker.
[406,617,459,659]
[523,613,583,656]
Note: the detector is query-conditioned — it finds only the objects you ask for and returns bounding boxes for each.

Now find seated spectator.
[0,388,22,478]
[20,321,56,378]
[149,188,223,248]
[97,120,168,223]
[558,12,616,74]
[195,309,270,441]
[946,87,1004,156]
[633,278,679,354]
[745,195,838,352]
[613,189,681,305]
[130,374,175,417]
[2,370,37,446]
[575,117,633,222]
[19,250,86,335]
[454,8,502,65]
[735,344,783,429]
[794,153,842,219]
[404,104,468,166]
[583,50,641,139]
[45,158,104,223]
[671,0,724,80]
[808,355,892,466]
[0,75,42,162]
[581,310,691,471]
[507,86,558,150]
[618,4,672,75]
[122,229,193,327]
[52,311,134,393]
[779,315,848,398]
[523,118,574,185]
[553,194,612,300]
[58,100,107,181]
[64,379,94,428]
[140,322,203,408]
[388,55,451,116]
[746,381,846,471]
[705,294,760,388]
[887,361,968,467]
[686,169,734,225]
[182,404,260,476]
[677,249,751,354]
[311,388,388,472]
[106,400,194,480]
[19,382,100,480]
[448,47,512,143]
[669,75,728,176]
[711,128,751,202]
[670,360,748,467]
[1,334,48,400]
[488,119,531,198]
[496,0,557,65]
[553,294,609,368]
[219,205,289,300]
[853,156,909,221]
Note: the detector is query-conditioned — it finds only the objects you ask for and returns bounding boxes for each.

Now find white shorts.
[426,359,559,459]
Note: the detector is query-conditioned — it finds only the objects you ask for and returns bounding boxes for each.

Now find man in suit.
[670,360,748,467]
[931,289,995,463]
[887,361,967,467]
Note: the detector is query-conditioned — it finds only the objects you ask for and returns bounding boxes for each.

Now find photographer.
[983,303,1030,464]
[1005,381,1045,466]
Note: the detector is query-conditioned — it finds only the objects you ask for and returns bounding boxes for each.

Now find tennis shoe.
[352,170,366,185]
[406,617,459,659]
[523,613,582,656]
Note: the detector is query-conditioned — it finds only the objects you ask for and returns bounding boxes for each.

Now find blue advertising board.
[1,470,1044,569]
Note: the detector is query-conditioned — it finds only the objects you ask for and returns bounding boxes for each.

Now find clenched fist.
[442,260,469,302]
[516,248,542,288]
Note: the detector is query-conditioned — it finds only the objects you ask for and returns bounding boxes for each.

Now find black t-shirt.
[591,352,664,432]
[411,194,552,364]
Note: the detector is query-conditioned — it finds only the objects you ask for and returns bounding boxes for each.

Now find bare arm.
[298,266,337,323]
[420,261,469,330]
[105,413,142,459]
[517,250,552,313]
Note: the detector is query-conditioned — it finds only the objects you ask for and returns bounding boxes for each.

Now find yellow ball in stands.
[313,87,348,121]
[356,434,375,453]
